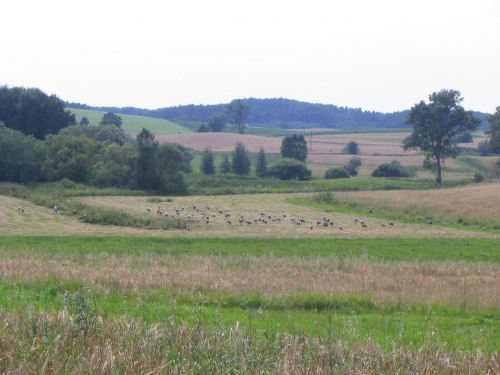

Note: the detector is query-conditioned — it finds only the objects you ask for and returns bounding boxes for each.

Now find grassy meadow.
[1,112,500,373]
[67,108,191,135]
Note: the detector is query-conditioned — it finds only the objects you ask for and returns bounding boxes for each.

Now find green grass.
[0,275,498,352]
[67,108,192,134]
[1,236,499,262]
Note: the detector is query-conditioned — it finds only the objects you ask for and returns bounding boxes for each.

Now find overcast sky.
[1,0,499,113]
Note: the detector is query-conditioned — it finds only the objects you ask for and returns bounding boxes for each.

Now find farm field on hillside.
[162,131,474,179]
[67,108,191,135]
[2,185,499,238]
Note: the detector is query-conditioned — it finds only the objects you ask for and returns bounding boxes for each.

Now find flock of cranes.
[144,203,402,233]
[11,202,438,231]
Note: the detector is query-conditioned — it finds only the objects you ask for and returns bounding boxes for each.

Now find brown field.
[341,182,500,221]
[2,183,499,239]
[3,253,499,310]
[159,131,470,173]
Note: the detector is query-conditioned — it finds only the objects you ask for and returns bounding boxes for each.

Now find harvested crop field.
[341,182,500,221]
[1,191,497,239]
[160,131,463,168]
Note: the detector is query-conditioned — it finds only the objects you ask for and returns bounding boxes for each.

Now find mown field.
[1,177,500,373]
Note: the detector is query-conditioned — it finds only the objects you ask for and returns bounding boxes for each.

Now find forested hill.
[66,98,489,130]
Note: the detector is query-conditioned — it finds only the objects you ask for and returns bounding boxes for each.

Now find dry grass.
[2,308,498,374]
[342,182,500,222]
[2,254,500,310]
[1,190,498,239]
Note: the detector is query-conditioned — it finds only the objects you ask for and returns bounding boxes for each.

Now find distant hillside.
[66,98,491,130]
[67,108,192,135]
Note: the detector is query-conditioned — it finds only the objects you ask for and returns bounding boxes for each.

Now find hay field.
[342,182,500,222]
[1,185,498,239]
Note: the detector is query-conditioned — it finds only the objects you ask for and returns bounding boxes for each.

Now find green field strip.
[0,282,497,352]
[0,236,498,263]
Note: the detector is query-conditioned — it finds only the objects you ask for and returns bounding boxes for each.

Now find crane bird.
[380,222,386,227]
[337,225,344,231]
[53,205,58,213]
[388,221,394,226]
[361,223,367,229]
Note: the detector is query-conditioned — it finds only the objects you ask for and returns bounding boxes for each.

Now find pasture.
[1,180,500,373]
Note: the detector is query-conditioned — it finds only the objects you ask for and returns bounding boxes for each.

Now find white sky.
[1,0,499,113]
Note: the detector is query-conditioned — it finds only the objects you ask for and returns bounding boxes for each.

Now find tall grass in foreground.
[1,308,498,375]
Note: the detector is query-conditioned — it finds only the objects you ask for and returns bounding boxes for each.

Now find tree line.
[66,98,415,130]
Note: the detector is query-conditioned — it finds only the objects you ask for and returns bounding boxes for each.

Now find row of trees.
[200,143,253,177]
[197,99,251,134]
[0,122,188,194]
[199,134,312,180]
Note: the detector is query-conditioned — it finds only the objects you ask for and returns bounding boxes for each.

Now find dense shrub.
[268,158,311,180]
[474,172,484,183]
[372,160,410,178]
[324,167,350,179]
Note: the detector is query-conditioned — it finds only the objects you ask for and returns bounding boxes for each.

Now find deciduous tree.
[205,112,226,132]
[226,99,249,134]
[343,141,360,155]
[0,86,76,139]
[485,106,500,153]
[0,123,47,183]
[403,89,481,185]
[100,112,123,128]
[344,156,362,176]
[281,134,308,162]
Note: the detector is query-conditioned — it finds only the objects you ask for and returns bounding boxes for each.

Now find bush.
[372,161,410,178]
[267,158,312,180]
[474,172,485,183]
[324,167,350,179]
